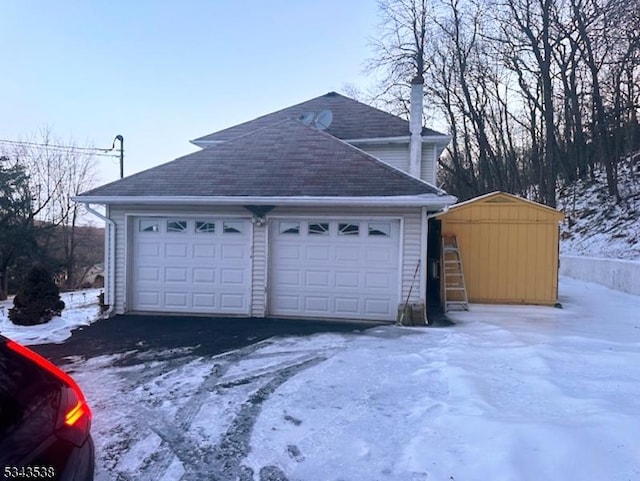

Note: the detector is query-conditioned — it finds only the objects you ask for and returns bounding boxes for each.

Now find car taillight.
[6,340,92,446]
[66,399,86,426]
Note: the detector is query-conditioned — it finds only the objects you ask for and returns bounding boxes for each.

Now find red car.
[0,335,94,480]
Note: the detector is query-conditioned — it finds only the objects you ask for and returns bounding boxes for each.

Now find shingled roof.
[79,119,441,199]
[192,92,446,144]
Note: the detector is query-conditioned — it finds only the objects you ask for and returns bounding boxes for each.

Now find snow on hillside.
[558,158,640,260]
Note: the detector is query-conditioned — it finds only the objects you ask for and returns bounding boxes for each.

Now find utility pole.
[113,135,124,178]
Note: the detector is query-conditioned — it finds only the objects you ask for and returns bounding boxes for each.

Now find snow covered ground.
[6,278,635,481]
[0,289,102,344]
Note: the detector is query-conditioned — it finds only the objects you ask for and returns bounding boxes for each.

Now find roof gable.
[192,92,446,144]
[438,191,564,221]
[80,119,442,199]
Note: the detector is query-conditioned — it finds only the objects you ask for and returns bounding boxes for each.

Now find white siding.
[400,210,423,304]
[251,223,267,317]
[354,142,438,186]
[109,207,127,314]
[357,144,410,173]
[421,143,437,185]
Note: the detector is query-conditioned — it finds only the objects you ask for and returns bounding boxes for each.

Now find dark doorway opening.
[426,217,453,327]
[426,217,442,307]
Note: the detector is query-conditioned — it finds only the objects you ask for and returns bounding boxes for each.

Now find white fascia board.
[423,135,452,144]
[347,136,410,145]
[346,135,452,145]
[192,135,452,148]
[73,195,458,209]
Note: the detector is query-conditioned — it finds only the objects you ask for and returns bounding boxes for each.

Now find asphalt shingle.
[80,119,440,198]
[192,92,446,144]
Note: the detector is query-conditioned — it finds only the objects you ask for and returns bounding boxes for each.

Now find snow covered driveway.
[64,278,639,480]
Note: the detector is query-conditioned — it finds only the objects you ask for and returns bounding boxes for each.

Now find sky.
[0,1,380,185]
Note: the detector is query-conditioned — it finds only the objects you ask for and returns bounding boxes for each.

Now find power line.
[0,135,125,174]
[79,152,121,158]
[0,138,115,154]
[0,148,119,159]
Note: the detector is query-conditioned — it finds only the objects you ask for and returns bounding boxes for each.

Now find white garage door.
[132,217,251,314]
[269,219,401,321]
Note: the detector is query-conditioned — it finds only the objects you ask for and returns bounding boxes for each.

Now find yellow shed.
[435,192,564,306]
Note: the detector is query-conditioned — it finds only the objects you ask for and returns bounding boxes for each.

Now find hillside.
[558,156,640,260]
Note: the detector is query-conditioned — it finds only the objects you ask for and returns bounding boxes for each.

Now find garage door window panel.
[139,220,160,233]
[167,220,187,233]
[308,223,329,235]
[338,223,359,236]
[368,222,391,237]
[196,221,216,233]
[279,222,300,235]
[223,221,244,234]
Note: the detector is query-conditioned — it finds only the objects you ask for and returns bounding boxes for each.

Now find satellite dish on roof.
[299,112,315,126]
[314,110,333,130]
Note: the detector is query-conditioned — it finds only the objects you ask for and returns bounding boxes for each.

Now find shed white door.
[269,219,401,321]
[131,217,251,314]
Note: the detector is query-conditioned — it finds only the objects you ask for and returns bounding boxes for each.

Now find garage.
[131,217,252,314]
[269,219,401,321]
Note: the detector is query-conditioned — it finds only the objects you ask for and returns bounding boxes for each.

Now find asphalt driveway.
[33,314,378,365]
[27,314,381,480]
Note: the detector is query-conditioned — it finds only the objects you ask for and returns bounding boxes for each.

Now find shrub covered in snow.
[9,265,65,325]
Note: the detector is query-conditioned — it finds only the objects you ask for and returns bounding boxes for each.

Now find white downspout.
[84,204,116,318]
[409,76,424,178]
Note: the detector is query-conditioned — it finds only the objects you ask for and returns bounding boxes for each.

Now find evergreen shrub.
[9,265,65,325]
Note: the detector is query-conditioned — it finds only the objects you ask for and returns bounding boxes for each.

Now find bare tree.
[368,0,640,207]
[1,130,99,290]
[367,0,432,115]
[54,147,99,288]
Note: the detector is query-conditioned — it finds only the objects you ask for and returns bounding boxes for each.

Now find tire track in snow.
[141,356,325,480]
[175,340,275,430]
[103,343,270,479]
[191,356,325,481]
[103,340,326,480]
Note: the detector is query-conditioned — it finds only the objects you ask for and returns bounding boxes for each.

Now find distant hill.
[558,155,640,260]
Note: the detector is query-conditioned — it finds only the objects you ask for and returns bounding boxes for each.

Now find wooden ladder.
[442,235,469,312]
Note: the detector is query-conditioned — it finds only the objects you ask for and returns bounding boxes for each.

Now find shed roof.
[79,119,443,199]
[437,192,564,220]
[192,91,447,144]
